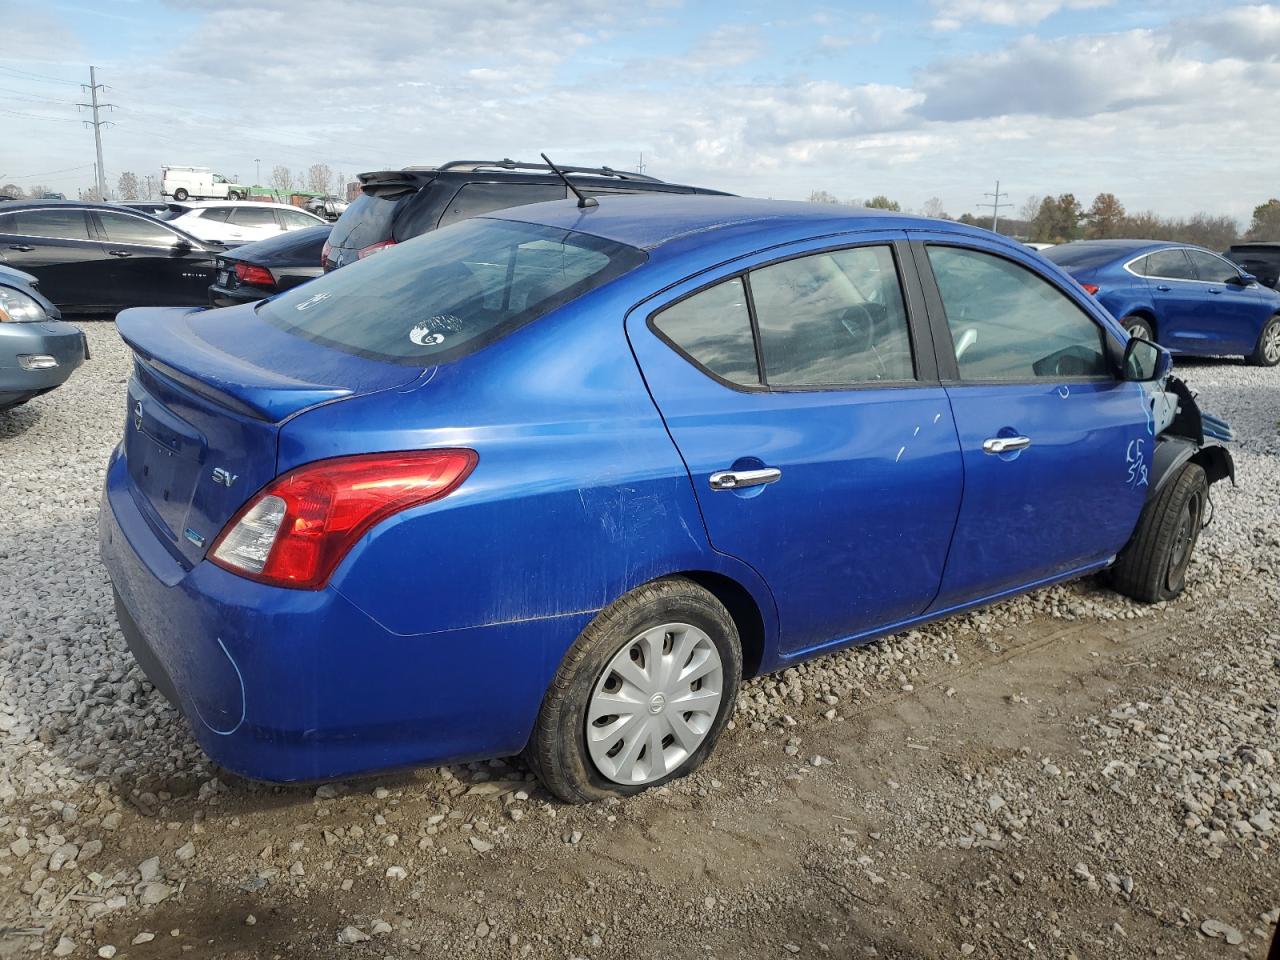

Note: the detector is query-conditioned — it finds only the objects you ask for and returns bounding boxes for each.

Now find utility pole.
[983,179,1011,234]
[78,66,115,200]
[637,152,645,176]
[255,158,261,185]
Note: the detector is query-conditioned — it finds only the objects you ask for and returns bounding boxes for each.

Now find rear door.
[1138,248,1203,348]
[0,207,107,309]
[913,237,1150,609]
[226,206,283,242]
[628,234,964,656]
[92,210,213,307]
[1185,248,1263,355]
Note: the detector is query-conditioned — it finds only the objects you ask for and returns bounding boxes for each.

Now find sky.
[1,0,1277,224]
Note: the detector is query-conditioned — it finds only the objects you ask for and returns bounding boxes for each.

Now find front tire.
[1110,462,1207,603]
[527,577,742,803]
[1122,316,1154,341]
[1247,315,1280,367]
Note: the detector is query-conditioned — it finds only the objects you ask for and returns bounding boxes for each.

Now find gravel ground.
[0,324,1276,958]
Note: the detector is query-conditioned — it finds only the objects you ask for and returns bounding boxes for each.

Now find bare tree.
[1019,194,1043,224]
[808,190,840,205]
[922,196,948,219]
[27,184,51,199]
[142,174,159,200]
[307,163,334,195]
[0,184,23,199]
[271,165,293,193]
[117,171,140,200]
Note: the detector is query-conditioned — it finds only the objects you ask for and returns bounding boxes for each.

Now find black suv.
[1223,242,1280,290]
[323,158,727,270]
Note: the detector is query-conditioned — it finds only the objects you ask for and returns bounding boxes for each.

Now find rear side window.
[652,278,759,386]
[1142,248,1196,280]
[749,246,913,386]
[261,218,646,364]
[0,209,91,240]
[229,207,279,227]
[278,208,318,229]
[927,246,1108,380]
[437,182,565,228]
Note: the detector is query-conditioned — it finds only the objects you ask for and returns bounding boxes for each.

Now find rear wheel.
[1247,315,1280,366]
[526,577,742,803]
[1110,462,1207,603]
[1122,315,1154,341]
[173,188,189,201]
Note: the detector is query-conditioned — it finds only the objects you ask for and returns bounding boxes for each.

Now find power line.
[0,63,81,86]
[6,163,96,180]
[0,86,79,105]
[78,65,115,200]
[0,106,80,123]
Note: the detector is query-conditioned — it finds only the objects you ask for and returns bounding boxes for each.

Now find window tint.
[652,279,759,386]
[229,207,280,227]
[927,246,1109,380]
[0,209,91,240]
[278,208,318,229]
[197,207,233,223]
[1185,249,1240,284]
[749,246,913,386]
[261,218,645,364]
[438,182,566,228]
[1142,248,1196,280]
[95,212,180,246]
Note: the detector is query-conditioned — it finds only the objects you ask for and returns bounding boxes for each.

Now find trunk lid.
[116,304,427,566]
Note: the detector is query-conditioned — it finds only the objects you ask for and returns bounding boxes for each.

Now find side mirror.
[1123,336,1171,382]
[1226,272,1256,286]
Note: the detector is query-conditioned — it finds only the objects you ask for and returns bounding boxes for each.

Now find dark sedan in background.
[1223,242,1280,290]
[0,200,221,314]
[1046,239,1280,366]
[0,263,86,412]
[208,224,329,307]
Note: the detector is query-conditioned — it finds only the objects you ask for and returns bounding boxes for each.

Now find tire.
[1247,315,1280,367]
[1121,315,1154,341]
[526,577,742,803]
[173,188,189,201]
[1110,462,1208,603]
[229,191,243,200]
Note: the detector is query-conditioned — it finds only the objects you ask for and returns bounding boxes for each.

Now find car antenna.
[540,152,597,209]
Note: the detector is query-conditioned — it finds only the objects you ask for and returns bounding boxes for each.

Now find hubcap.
[1127,322,1148,339]
[585,622,724,786]
[1263,323,1280,363]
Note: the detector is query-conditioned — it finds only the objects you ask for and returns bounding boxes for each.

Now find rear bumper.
[99,449,589,782]
[0,320,86,406]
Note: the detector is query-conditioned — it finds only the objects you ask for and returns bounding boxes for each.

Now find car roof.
[483,194,980,252]
[1227,240,1280,249]
[179,200,302,209]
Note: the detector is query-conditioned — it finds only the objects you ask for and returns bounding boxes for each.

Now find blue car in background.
[99,197,1233,802]
[0,263,86,413]
[1045,240,1280,366]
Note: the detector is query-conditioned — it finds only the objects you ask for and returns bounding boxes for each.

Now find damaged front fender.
[1145,375,1235,500]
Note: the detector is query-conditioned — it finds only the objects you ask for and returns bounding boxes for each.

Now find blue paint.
[100,197,1193,784]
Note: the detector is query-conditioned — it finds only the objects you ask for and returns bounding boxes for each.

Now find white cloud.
[930,0,1113,31]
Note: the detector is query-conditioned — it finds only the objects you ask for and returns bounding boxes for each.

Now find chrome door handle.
[107,250,133,258]
[8,244,33,252]
[1155,284,1171,292]
[709,467,781,491]
[982,436,1031,454]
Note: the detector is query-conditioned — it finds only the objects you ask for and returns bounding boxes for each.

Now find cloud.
[1173,3,1280,61]
[930,0,1113,31]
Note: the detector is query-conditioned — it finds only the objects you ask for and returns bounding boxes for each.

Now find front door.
[91,210,213,307]
[914,239,1151,609]
[628,235,964,655]
[1184,248,1264,355]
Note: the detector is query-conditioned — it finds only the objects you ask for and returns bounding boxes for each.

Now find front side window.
[0,209,91,240]
[927,246,1109,380]
[261,218,646,364]
[438,182,566,228]
[96,212,180,246]
[1143,248,1197,281]
[749,246,914,386]
[652,278,759,386]
[197,207,233,223]
[1185,249,1240,284]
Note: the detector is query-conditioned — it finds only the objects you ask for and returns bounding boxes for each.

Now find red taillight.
[1081,283,1100,295]
[209,450,478,590]
[321,238,332,266]
[357,239,396,259]
[234,262,275,288]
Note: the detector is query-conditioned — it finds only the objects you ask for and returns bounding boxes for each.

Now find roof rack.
[430,158,663,183]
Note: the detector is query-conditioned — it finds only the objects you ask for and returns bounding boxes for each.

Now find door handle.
[107,250,133,258]
[709,467,782,491]
[8,244,33,252]
[1155,284,1171,292]
[982,436,1031,455]
[1208,288,1222,295]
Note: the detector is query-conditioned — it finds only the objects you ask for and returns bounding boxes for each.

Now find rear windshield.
[329,192,401,250]
[1042,244,1128,270]
[260,218,646,364]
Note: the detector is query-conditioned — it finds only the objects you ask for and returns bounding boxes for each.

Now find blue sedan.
[1045,239,1280,366]
[99,197,1233,801]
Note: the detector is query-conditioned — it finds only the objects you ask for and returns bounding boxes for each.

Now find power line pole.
[78,65,115,200]
[983,179,1011,234]
[637,152,645,176]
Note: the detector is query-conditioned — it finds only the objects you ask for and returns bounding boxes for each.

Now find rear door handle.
[1155,284,1171,292]
[982,436,1031,454]
[1208,288,1222,295]
[107,250,133,258]
[709,467,782,491]
[8,244,33,252]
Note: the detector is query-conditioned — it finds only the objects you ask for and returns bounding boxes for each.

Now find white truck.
[161,166,248,202]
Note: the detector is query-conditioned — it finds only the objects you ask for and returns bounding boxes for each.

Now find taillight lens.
[357,239,396,259]
[1081,283,1100,295]
[321,238,332,266]
[209,450,478,589]
[234,262,275,288]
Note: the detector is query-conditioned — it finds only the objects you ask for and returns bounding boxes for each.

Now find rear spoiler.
[357,170,435,199]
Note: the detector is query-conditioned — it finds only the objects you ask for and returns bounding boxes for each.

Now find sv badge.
[211,467,239,488]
